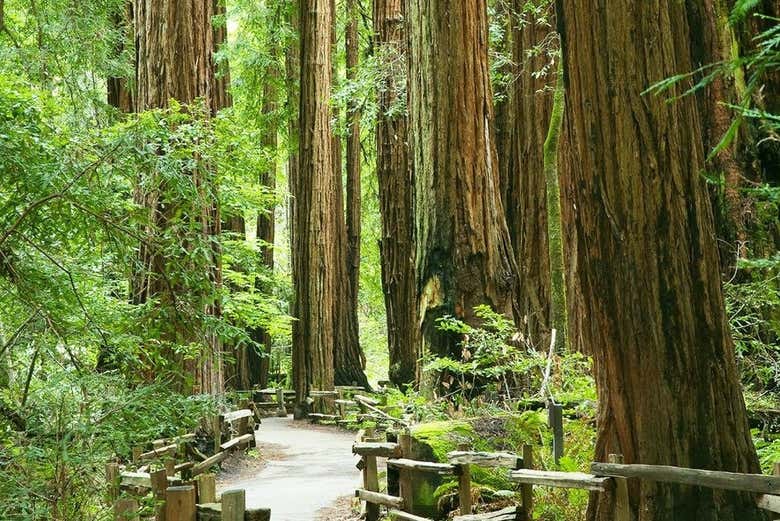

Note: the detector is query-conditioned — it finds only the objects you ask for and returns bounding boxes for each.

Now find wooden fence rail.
[353,430,780,521]
[108,406,267,521]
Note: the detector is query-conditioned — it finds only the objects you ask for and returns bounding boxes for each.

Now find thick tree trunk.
[330,0,370,389]
[499,0,556,350]
[345,0,362,363]
[406,0,520,358]
[132,0,226,394]
[556,2,763,520]
[373,0,418,387]
[692,1,780,264]
[292,0,337,407]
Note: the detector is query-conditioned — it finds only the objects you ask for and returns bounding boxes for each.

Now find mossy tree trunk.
[556,1,764,519]
[405,0,520,358]
[132,0,229,394]
[543,63,567,354]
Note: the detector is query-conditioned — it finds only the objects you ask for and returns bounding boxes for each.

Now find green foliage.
[730,0,763,23]
[424,305,595,407]
[754,434,780,473]
[0,372,216,520]
[726,260,780,393]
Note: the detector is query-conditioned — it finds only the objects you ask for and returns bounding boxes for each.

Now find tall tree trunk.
[406,0,520,358]
[286,3,303,399]
[556,2,763,520]
[133,0,227,394]
[543,61,567,354]
[345,0,362,363]
[689,1,780,265]
[293,0,337,408]
[500,0,556,350]
[373,0,418,387]
[330,0,370,389]
[254,47,280,389]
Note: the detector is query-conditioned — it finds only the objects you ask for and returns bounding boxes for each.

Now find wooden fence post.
[165,456,176,477]
[609,454,630,521]
[165,485,196,521]
[277,388,287,417]
[132,445,143,464]
[212,415,222,454]
[197,473,217,504]
[548,402,564,465]
[399,431,413,513]
[363,452,380,521]
[150,468,168,521]
[114,498,139,521]
[458,443,472,516]
[521,445,534,521]
[222,489,246,521]
[106,462,120,505]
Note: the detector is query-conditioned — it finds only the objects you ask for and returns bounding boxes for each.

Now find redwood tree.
[498,0,556,349]
[405,0,520,356]
[292,0,337,405]
[557,1,763,519]
[374,0,418,386]
[132,0,229,394]
[343,0,363,382]
[330,0,369,389]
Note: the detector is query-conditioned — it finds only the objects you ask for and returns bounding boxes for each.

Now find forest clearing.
[1,0,780,520]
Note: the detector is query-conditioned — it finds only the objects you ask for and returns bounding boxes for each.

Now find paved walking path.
[219,416,360,521]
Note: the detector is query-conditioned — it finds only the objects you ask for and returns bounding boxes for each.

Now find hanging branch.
[0,143,122,249]
[0,310,40,358]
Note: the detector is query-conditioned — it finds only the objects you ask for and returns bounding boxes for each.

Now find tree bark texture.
[374,0,418,387]
[293,0,337,404]
[556,2,764,520]
[132,0,228,394]
[685,0,753,270]
[499,0,556,350]
[405,0,520,357]
[330,0,370,389]
[345,0,362,367]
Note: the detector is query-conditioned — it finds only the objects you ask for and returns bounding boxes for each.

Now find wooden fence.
[306,387,409,428]
[353,431,780,521]
[252,388,294,417]
[107,406,268,521]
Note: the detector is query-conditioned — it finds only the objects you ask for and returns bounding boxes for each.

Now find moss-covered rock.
[406,414,543,519]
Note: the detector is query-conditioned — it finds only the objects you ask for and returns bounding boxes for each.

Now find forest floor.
[217,415,362,521]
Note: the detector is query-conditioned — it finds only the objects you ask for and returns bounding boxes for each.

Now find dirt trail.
[218,416,361,521]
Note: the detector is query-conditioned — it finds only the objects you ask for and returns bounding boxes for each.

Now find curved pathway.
[219,416,360,521]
